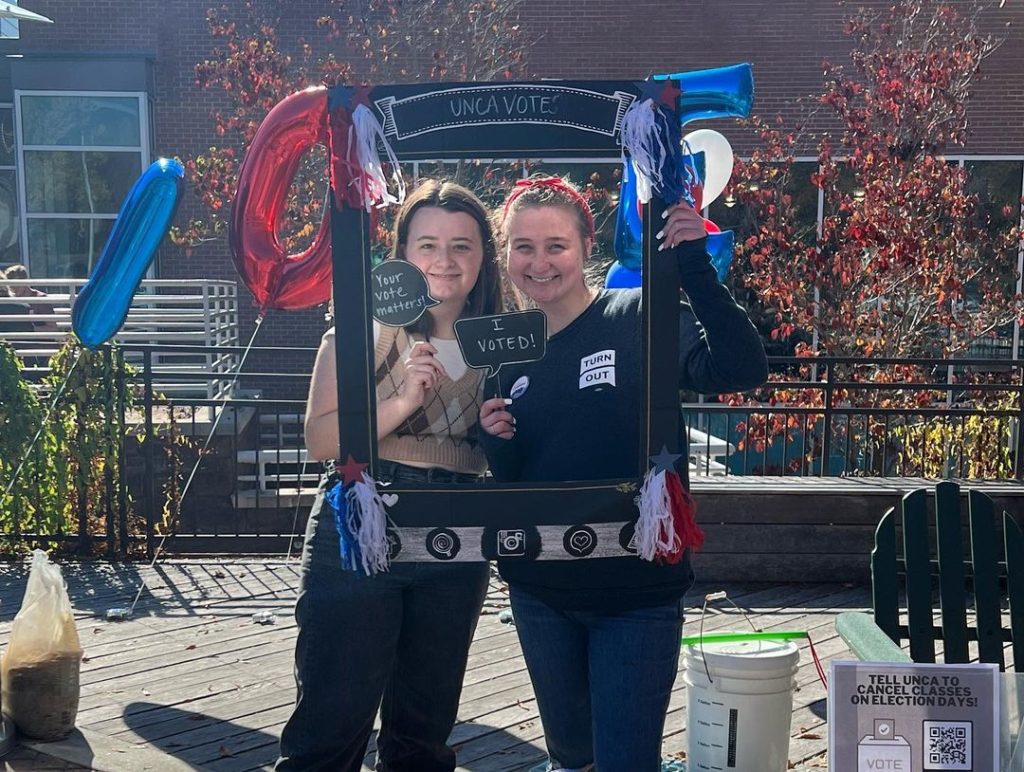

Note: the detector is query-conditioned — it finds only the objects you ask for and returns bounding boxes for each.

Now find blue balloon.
[72,158,184,349]
[608,232,733,288]
[653,63,755,126]
[707,230,735,282]
[605,261,642,289]
[679,149,705,212]
[615,152,705,271]
[614,160,643,270]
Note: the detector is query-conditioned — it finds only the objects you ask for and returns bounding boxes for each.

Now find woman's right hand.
[480,397,515,439]
[398,341,447,409]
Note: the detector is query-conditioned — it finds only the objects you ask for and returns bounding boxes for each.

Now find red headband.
[502,176,596,239]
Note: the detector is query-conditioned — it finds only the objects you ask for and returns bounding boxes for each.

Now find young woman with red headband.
[479,176,767,771]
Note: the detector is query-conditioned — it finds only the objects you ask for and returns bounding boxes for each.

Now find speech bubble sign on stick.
[371,260,439,327]
[454,309,547,378]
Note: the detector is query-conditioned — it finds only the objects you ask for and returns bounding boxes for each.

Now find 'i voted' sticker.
[510,376,530,400]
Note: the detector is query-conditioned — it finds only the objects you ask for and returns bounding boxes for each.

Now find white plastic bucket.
[683,637,800,772]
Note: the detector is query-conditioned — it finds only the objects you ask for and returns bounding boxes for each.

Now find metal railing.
[0,278,239,399]
[127,343,319,555]
[1,342,318,556]
[3,349,1022,556]
[685,356,1024,479]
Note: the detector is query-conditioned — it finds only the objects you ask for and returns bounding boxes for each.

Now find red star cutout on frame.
[352,84,374,109]
[337,454,368,485]
[659,80,681,109]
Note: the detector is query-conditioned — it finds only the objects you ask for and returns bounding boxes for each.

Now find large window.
[961,158,1024,358]
[0,105,19,270]
[17,92,148,277]
[0,1,20,40]
[708,159,820,242]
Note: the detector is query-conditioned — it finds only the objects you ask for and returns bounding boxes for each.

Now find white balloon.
[682,129,734,208]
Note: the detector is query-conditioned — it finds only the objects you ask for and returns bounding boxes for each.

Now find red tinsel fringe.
[663,470,704,564]
[328,107,363,211]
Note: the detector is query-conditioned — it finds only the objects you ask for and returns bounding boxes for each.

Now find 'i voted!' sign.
[454,310,547,377]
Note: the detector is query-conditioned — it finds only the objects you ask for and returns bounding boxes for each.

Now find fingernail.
[503,398,513,405]
[657,243,665,252]
[512,418,517,425]
[661,209,668,219]
[655,230,664,240]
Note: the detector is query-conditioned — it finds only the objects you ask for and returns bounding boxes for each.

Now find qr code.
[923,720,972,770]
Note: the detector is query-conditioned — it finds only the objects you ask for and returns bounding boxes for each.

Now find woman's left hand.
[657,201,707,251]
[480,397,515,440]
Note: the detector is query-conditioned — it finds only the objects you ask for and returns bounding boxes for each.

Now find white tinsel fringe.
[634,467,681,562]
[620,98,670,205]
[351,104,406,212]
[345,471,391,575]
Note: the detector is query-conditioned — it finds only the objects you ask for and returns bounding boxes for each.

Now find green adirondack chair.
[836,481,1024,670]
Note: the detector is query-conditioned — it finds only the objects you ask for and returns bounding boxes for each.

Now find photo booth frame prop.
[329,77,730,563]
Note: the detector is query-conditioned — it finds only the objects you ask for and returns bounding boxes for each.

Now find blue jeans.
[276,467,490,772]
[509,586,685,772]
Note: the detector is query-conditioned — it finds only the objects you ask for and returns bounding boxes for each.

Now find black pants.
[276,465,489,772]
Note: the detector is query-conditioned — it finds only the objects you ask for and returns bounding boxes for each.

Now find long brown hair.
[390,179,502,339]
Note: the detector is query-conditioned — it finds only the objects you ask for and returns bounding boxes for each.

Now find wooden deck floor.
[0,559,867,771]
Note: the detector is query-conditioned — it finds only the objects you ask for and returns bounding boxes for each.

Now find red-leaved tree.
[719,0,1023,477]
[174,0,532,252]
[734,1,1020,359]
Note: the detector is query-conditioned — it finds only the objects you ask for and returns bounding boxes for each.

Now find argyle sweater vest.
[374,325,486,474]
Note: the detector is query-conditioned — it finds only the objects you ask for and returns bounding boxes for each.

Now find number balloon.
[707,230,735,282]
[72,158,184,350]
[605,261,642,289]
[653,63,754,126]
[683,130,734,208]
[230,86,333,311]
[614,160,644,271]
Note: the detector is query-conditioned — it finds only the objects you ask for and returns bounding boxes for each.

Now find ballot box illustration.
[857,719,911,771]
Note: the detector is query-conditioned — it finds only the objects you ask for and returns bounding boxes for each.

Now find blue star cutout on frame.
[649,445,683,474]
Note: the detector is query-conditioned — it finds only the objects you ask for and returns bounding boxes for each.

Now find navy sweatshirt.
[480,237,768,611]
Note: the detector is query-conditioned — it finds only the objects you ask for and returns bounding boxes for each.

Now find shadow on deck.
[0,559,866,770]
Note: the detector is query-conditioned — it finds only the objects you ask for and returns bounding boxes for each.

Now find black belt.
[376,460,483,485]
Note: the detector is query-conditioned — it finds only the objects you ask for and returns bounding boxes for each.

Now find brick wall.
[515,0,1024,155]
[15,0,1024,395]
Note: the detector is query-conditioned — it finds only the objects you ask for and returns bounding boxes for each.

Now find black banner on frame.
[330,78,684,562]
[376,84,632,140]
[329,79,670,159]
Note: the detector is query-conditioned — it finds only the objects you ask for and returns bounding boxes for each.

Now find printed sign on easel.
[828,661,999,772]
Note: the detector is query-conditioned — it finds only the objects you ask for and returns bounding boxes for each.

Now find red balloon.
[703,217,721,234]
[230,87,332,311]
